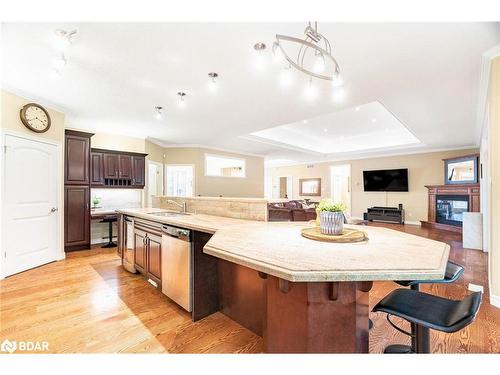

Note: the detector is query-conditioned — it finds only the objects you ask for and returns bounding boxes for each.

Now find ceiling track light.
[177,92,187,107]
[54,29,77,49]
[273,22,341,82]
[208,72,219,92]
[154,106,163,120]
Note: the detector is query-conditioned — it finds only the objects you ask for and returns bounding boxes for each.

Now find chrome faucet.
[165,199,187,214]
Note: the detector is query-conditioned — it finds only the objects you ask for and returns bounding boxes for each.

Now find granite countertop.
[116,207,251,233]
[116,208,449,283]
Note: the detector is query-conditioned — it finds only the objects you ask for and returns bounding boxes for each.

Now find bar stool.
[100,215,117,248]
[372,288,482,353]
[382,261,464,353]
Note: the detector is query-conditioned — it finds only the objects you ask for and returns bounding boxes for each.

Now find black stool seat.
[373,288,482,333]
[396,261,464,287]
[100,215,117,248]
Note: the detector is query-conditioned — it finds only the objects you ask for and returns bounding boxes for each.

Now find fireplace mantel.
[421,184,480,233]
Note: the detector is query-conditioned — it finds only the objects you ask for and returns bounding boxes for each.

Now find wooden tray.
[301,226,368,243]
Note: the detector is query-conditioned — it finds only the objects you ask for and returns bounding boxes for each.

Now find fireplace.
[422,184,479,233]
[435,195,469,227]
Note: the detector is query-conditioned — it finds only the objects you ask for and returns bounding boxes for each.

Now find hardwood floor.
[1,224,498,353]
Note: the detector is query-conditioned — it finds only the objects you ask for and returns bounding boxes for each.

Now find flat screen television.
[363,168,409,192]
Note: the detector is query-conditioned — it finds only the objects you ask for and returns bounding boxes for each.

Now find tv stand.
[364,206,404,224]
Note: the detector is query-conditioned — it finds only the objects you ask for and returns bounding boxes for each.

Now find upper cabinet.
[91,148,147,188]
[64,130,93,185]
[132,156,145,186]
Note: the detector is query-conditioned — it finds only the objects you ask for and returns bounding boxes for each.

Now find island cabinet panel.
[90,152,104,186]
[217,259,266,336]
[64,132,91,185]
[131,156,145,187]
[192,231,219,321]
[134,229,147,274]
[103,153,120,179]
[64,186,90,249]
[119,154,133,179]
[264,278,371,353]
[146,233,162,285]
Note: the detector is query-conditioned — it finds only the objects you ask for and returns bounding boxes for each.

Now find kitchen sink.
[147,211,191,217]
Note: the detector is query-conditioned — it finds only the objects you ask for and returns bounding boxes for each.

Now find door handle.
[50,207,58,213]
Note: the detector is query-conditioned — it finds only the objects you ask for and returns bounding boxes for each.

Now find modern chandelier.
[273,22,341,84]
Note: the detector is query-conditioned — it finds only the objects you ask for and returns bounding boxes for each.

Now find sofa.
[267,200,318,222]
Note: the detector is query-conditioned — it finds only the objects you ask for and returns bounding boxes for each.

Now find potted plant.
[92,196,101,209]
[317,199,347,235]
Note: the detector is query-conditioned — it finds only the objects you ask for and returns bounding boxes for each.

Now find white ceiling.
[2,23,499,163]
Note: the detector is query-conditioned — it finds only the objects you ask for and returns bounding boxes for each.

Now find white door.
[3,134,59,276]
[330,164,352,215]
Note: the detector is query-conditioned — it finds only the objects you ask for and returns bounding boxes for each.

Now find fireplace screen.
[436,195,469,226]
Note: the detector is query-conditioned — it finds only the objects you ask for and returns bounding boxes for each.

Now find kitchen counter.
[117,208,449,282]
[116,208,451,353]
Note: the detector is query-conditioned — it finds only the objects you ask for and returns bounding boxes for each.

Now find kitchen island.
[116,208,450,353]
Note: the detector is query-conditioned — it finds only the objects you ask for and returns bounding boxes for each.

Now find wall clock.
[20,103,51,133]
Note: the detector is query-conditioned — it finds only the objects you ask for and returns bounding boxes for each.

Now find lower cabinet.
[134,229,147,274]
[64,186,90,250]
[146,233,162,285]
[134,223,162,286]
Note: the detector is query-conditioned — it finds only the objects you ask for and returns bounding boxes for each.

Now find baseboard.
[490,294,500,308]
[405,220,421,226]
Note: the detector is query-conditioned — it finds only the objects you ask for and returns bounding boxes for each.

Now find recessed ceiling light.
[355,106,361,111]
[177,92,187,108]
[372,118,377,123]
[323,128,328,133]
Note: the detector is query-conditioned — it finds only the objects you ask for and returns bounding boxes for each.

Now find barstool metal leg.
[415,325,430,353]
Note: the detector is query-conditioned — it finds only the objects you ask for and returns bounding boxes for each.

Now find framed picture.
[299,178,321,196]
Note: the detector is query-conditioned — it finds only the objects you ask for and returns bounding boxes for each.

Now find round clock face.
[20,103,51,133]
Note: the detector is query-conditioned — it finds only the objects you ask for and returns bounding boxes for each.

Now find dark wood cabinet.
[119,155,133,179]
[91,148,147,188]
[132,156,145,187]
[133,220,162,287]
[134,229,147,274]
[146,233,162,285]
[90,152,104,186]
[64,186,90,249]
[103,153,119,179]
[64,130,93,252]
[64,131,92,185]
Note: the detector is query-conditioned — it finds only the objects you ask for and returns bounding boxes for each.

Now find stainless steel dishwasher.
[161,225,193,312]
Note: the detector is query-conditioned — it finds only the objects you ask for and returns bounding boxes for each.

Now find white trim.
[148,138,265,159]
[476,44,500,145]
[264,145,477,168]
[490,294,500,309]
[204,153,247,179]
[0,130,64,279]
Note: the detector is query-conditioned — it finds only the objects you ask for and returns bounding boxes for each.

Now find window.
[166,165,194,197]
[204,154,246,178]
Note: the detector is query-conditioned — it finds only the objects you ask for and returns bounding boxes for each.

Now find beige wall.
[1,90,66,266]
[164,147,265,198]
[267,148,478,223]
[489,57,500,302]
